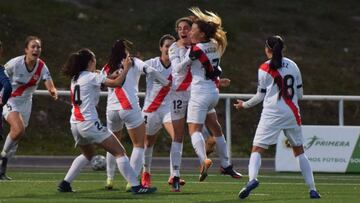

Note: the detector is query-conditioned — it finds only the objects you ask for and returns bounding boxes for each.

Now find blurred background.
[0,0,359,157]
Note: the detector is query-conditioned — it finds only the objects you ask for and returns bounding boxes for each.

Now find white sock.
[215,136,231,168]
[1,135,17,157]
[248,152,261,181]
[130,147,144,177]
[191,132,207,163]
[106,152,116,180]
[143,146,153,173]
[116,156,139,187]
[297,153,316,191]
[64,154,89,183]
[170,141,183,177]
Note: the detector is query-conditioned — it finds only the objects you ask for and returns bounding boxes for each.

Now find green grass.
[0,169,359,202]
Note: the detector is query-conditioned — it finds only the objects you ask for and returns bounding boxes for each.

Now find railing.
[35,90,360,159]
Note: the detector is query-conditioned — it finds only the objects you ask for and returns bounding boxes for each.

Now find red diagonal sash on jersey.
[103,64,110,75]
[70,89,84,121]
[260,63,302,125]
[144,75,172,113]
[192,45,214,76]
[114,87,132,110]
[176,67,192,91]
[11,59,45,97]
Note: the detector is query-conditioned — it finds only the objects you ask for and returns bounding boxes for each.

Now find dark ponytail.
[265,35,284,70]
[108,39,133,74]
[62,48,95,81]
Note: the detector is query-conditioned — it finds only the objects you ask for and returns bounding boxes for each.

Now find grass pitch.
[0,169,359,202]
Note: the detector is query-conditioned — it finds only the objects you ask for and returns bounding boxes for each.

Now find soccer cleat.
[168,176,186,186]
[58,180,74,192]
[309,190,321,199]
[238,179,259,199]
[125,182,132,192]
[171,176,181,192]
[141,171,152,188]
[0,173,11,180]
[131,185,157,194]
[105,178,114,190]
[199,158,212,182]
[220,165,242,179]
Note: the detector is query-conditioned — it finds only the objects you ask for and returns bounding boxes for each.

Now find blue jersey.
[0,65,11,106]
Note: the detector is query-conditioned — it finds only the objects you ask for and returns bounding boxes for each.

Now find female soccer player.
[141,34,183,191]
[0,41,12,139]
[102,39,170,190]
[169,13,241,183]
[234,35,321,199]
[58,48,156,194]
[172,7,240,182]
[0,36,57,180]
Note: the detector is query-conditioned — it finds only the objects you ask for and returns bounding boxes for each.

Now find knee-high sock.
[191,132,207,163]
[106,152,117,180]
[143,146,153,173]
[64,154,90,183]
[215,135,231,168]
[1,135,17,158]
[297,153,316,191]
[116,156,139,187]
[248,152,261,181]
[170,141,183,177]
[130,147,144,177]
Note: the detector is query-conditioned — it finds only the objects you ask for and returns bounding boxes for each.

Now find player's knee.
[10,124,25,138]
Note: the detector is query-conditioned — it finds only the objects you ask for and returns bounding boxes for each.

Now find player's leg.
[105,130,122,190]
[101,133,156,194]
[141,112,161,188]
[238,145,263,199]
[285,128,320,199]
[0,111,25,180]
[205,111,242,179]
[58,144,95,192]
[125,109,146,178]
[105,110,124,189]
[163,120,182,191]
[202,126,216,156]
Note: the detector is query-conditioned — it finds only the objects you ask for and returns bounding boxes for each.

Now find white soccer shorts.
[71,119,112,146]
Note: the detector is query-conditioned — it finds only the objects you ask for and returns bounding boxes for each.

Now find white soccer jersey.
[143,57,172,113]
[257,57,303,128]
[4,55,52,101]
[105,58,146,111]
[189,41,220,94]
[169,42,192,92]
[70,71,106,123]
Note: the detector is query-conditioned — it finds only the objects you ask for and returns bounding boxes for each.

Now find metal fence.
[35,90,360,159]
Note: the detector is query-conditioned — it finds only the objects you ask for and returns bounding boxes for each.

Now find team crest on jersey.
[33,74,39,80]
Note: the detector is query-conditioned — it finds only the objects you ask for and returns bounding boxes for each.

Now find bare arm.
[103,55,131,87]
[44,79,58,100]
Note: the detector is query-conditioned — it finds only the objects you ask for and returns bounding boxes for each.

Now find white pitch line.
[17,172,360,182]
[1,180,360,186]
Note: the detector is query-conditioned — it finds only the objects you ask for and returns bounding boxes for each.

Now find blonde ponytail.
[189,7,227,55]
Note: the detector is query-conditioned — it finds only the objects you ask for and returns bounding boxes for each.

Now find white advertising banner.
[275,125,360,173]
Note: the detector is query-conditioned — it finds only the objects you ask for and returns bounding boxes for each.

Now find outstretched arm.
[44,79,58,100]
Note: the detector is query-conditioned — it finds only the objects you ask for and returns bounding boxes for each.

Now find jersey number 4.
[73,85,82,105]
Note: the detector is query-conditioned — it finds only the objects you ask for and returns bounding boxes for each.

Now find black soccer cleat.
[0,157,10,180]
[171,176,181,192]
[220,165,242,179]
[238,179,259,199]
[131,185,157,194]
[309,190,321,199]
[58,180,74,192]
[0,173,11,180]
